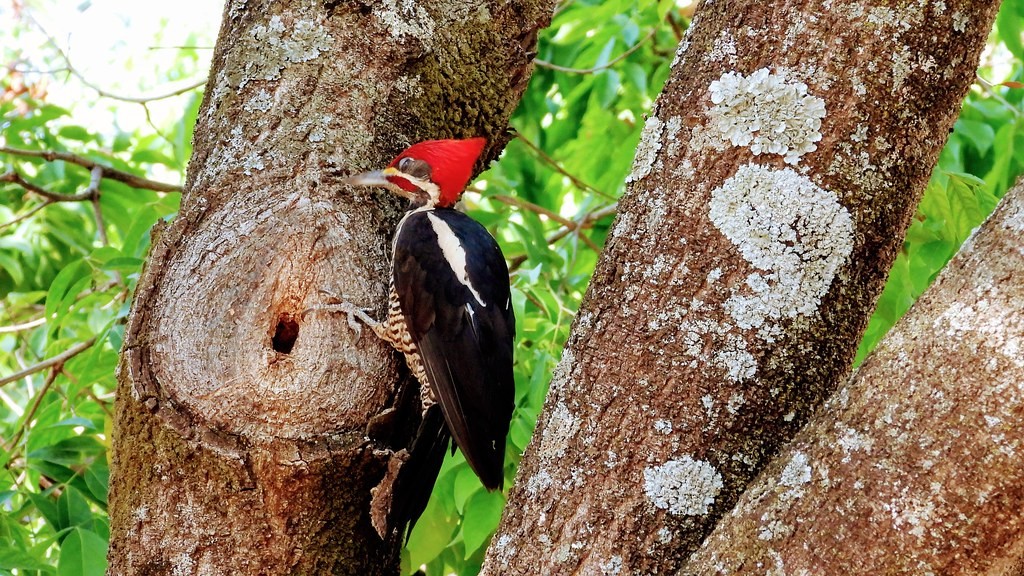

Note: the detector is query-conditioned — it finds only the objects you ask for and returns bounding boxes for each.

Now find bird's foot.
[303,290,380,337]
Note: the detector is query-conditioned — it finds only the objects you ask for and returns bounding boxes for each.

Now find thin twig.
[146,45,215,51]
[508,201,618,271]
[84,387,114,419]
[29,15,206,104]
[0,200,51,231]
[0,337,97,388]
[142,101,177,149]
[4,368,60,456]
[490,194,576,228]
[534,28,657,75]
[86,167,109,245]
[77,78,207,104]
[0,170,93,201]
[552,0,576,17]
[0,146,182,192]
[546,202,618,245]
[491,193,603,253]
[0,317,47,334]
[513,134,613,200]
[975,73,1022,117]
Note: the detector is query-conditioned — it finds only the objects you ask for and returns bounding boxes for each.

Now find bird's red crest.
[388,138,486,207]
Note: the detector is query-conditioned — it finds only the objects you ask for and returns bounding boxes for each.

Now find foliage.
[0,1,1022,575]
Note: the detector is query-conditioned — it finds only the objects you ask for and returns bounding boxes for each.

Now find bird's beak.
[345,167,398,188]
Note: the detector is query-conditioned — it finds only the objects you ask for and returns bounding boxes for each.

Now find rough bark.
[483,0,1000,573]
[108,1,551,574]
[685,178,1024,574]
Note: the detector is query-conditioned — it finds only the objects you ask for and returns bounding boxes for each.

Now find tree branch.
[0,201,51,231]
[534,28,657,75]
[0,146,182,192]
[0,170,92,201]
[489,193,576,228]
[975,73,1022,117]
[514,134,612,200]
[0,337,97,388]
[0,317,47,334]
[508,201,617,271]
[4,367,60,456]
[491,192,604,254]
[28,13,206,105]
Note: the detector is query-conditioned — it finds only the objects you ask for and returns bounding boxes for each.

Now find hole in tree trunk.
[272,314,300,354]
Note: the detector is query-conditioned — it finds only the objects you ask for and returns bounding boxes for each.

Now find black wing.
[393,208,515,490]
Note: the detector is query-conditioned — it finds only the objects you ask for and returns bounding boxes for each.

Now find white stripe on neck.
[425,212,487,307]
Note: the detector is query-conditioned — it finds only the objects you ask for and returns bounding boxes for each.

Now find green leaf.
[460,489,505,558]
[657,0,676,20]
[45,259,90,327]
[46,417,100,431]
[406,495,457,572]
[595,69,621,109]
[57,486,94,532]
[0,547,56,572]
[0,251,25,286]
[84,461,110,507]
[953,119,995,157]
[983,121,1019,197]
[945,172,998,242]
[997,0,1024,60]
[27,491,61,535]
[57,527,108,576]
[58,126,93,142]
[452,465,482,514]
[509,415,535,450]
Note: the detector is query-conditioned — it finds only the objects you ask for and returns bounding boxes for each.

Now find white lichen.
[780,451,812,486]
[548,349,577,394]
[709,30,738,64]
[837,424,874,463]
[599,555,623,575]
[376,0,436,42]
[938,301,1024,368]
[714,334,757,382]
[710,164,855,331]
[758,518,794,541]
[245,16,332,87]
[952,11,968,32]
[726,392,747,415]
[539,401,579,461]
[526,469,553,496]
[643,456,724,516]
[626,116,664,183]
[243,89,274,113]
[708,68,826,164]
[680,315,756,383]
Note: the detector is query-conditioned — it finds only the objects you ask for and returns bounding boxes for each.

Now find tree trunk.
[483,0,1000,573]
[108,1,550,573]
[685,177,1024,574]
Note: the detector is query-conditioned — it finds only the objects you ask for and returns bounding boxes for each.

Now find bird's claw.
[303,291,378,338]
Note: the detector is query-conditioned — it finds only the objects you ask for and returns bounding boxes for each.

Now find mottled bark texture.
[686,179,1024,575]
[108,1,551,574]
[483,0,999,573]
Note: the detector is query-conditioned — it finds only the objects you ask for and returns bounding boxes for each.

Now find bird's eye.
[398,157,432,181]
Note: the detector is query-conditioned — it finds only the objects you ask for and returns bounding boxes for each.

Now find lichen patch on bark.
[709,164,854,340]
[707,68,826,165]
[643,456,724,516]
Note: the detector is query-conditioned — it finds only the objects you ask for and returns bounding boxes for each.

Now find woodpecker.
[342,137,515,538]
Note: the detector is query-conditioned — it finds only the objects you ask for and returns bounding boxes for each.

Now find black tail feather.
[390,404,450,541]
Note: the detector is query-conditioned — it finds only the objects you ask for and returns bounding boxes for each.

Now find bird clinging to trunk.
[339,138,515,539]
